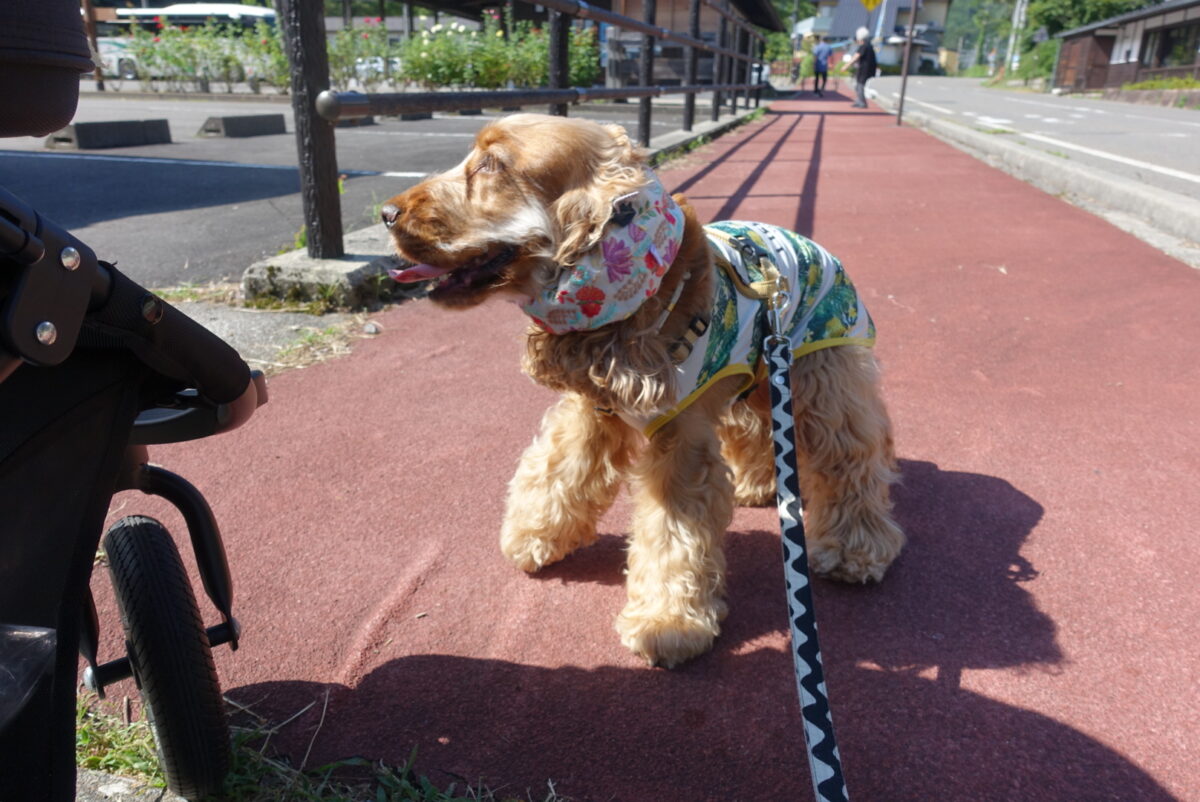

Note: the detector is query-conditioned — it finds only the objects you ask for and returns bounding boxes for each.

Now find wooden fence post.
[276,0,344,259]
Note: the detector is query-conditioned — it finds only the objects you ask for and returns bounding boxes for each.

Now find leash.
[764,275,850,802]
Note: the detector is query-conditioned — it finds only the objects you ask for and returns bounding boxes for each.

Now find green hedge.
[117,11,600,93]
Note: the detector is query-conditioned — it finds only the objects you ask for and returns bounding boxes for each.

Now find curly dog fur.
[382,113,904,667]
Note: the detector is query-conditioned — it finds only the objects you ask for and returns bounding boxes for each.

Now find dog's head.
[382,113,650,309]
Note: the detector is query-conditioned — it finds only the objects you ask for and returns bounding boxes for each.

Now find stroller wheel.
[103,515,230,800]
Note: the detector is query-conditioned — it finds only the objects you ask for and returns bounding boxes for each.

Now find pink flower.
[654,198,677,225]
[601,238,632,283]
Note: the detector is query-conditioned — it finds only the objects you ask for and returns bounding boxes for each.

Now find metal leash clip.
[763,266,791,349]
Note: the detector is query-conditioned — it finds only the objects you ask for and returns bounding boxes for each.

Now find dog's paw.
[615,604,725,668]
[500,522,596,573]
[732,484,774,507]
[808,535,901,584]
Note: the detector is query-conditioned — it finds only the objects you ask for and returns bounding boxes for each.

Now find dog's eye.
[472,153,505,174]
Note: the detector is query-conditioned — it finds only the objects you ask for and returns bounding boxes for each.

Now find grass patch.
[268,319,366,373]
[76,693,569,801]
[1122,76,1200,91]
[76,695,164,784]
[155,281,243,306]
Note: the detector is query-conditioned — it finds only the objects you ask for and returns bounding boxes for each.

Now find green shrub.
[1015,38,1058,83]
[1122,76,1200,90]
[241,19,290,92]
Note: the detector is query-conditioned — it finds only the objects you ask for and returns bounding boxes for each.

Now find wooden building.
[1054,0,1200,91]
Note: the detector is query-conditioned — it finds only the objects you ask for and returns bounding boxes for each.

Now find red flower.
[153,36,161,42]
[576,286,606,318]
[362,32,369,39]
[646,250,664,276]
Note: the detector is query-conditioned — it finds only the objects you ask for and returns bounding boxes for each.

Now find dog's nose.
[380,203,400,229]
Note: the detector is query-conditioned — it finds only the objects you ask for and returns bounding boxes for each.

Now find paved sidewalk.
[87,90,1199,801]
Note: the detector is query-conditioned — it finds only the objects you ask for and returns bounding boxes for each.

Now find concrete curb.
[872,93,1200,249]
[242,105,768,307]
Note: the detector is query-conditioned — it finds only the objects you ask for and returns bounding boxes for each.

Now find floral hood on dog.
[522,172,685,334]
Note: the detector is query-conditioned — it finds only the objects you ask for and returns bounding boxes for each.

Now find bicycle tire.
[103,515,230,800]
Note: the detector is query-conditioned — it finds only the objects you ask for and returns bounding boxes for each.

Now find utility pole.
[1006,0,1029,74]
[895,0,918,126]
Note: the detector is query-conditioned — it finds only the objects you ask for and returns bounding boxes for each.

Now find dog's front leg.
[617,412,733,668]
[501,393,637,572]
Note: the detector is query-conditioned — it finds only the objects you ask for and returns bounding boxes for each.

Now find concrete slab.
[197,113,287,138]
[45,120,171,150]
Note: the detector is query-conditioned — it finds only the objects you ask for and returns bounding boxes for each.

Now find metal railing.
[275,0,768,259]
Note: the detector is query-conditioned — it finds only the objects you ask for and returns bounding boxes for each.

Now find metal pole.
[712,16,727,121]
[549,11,570,116]
[895,0,918,126]
[684,0,700,131]
[754,36,763,107]
[81,0,105,91]
[729,22,739,114]
[638,0,657,147]
[276,0,344,258]
[734,26,744,109]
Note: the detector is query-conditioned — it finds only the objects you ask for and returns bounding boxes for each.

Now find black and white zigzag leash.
[765,328,850,802]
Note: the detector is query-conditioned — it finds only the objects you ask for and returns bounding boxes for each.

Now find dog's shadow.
[533,458,1059,680]
[226,460,1177,800]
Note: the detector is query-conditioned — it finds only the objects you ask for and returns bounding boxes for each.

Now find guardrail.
[276,0,768,259]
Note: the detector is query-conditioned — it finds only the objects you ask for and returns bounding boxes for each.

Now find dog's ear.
[550,123,648,267]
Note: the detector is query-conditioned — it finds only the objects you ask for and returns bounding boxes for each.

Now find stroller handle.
[1,184,252,406]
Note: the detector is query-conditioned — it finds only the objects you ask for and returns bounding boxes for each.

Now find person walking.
[847,27,876,108]
[813,37,832,96]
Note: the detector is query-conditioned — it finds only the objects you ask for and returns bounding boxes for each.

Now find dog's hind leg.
[617,399,733,667]
[501,393,637,572]
[791,345,905,583]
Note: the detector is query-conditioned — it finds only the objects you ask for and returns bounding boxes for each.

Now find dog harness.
[617,221,876,437]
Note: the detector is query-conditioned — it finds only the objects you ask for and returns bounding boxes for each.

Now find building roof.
[1056,0,1200,38]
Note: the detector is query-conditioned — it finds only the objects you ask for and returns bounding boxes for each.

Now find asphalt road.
[870,75,1200,203]
[0,92,689,288]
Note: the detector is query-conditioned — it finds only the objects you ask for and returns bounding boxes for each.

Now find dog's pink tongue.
[388,263,450,283]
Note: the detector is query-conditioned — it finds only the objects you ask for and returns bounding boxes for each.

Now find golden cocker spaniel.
[383,113,904,668]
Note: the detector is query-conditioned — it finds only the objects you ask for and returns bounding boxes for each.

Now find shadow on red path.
[228,461,1175,801]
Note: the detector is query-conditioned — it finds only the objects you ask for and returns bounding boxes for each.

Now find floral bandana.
[521,172,685,334]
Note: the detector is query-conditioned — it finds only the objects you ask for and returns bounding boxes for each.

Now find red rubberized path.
[94,94,1200,801]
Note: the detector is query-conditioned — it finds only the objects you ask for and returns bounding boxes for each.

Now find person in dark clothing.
[847,27,876,108]
[813,37,832,96]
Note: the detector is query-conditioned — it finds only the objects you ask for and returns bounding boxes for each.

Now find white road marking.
[892,92,955,114]
[998,93,1200,129]
[1019,132,1200,185]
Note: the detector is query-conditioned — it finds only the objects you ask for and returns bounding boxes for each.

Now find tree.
[945,0,1014,65]
[1025,0,1148,37]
